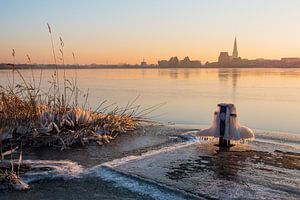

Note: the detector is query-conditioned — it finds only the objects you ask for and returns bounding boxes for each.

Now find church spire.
[232,37,238,59]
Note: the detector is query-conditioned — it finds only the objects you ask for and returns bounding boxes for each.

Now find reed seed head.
[59,37,64,48]
[47,23,51,33]
[26,54,31,63]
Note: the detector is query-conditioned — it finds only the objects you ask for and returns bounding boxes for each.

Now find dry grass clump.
[0,68,151,191]
[0,67,145,189]
[0,23,161,190]
[0,23,147,152]
[0,79,142,151]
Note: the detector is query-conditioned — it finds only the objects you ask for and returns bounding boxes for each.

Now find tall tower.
[232,37,238,59]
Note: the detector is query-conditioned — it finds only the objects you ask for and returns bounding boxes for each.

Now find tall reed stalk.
[47,23,57,66]
[47,23,59,107]
[72,52,78,107]
[59,37,67,110]
[11,49,15,91]
[26,54,35,88]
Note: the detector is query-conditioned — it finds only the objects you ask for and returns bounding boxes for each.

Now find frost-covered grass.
[0,23,162,190]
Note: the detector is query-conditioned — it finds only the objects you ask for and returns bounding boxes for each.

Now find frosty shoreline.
[1,124,299,199]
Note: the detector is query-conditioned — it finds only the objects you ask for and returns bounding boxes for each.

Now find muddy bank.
[20,123,190,168]
[0,124,193,199]
[109,140,299,199]
[0,178,154,200]
[1,124,300,199]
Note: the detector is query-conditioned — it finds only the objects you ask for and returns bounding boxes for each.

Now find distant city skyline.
[1,0,300,64]
[2,36,300,68]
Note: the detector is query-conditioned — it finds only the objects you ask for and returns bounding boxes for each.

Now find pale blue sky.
[1,0,300,64]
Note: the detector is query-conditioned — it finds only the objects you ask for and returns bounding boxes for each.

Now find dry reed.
[0,24,162,190]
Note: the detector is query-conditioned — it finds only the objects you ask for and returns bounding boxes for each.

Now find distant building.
[180,56,202,67]
[158,60,169,67]
[180,56,192,66]
[169,56,180,67]
[231,57,242,63]
[191,61,201,67]
[140,59,147,67]
[232,37,238,59]
[158,56,201,67]
[217,37,241,66]
[281,57,300,64]
[218,52,230,65]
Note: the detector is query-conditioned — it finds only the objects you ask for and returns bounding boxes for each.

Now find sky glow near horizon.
[1,0,300,64]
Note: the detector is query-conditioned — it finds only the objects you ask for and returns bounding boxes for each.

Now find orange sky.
[1,0,300,65]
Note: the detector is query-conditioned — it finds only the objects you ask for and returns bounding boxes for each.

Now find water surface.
[1,68,299,133]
